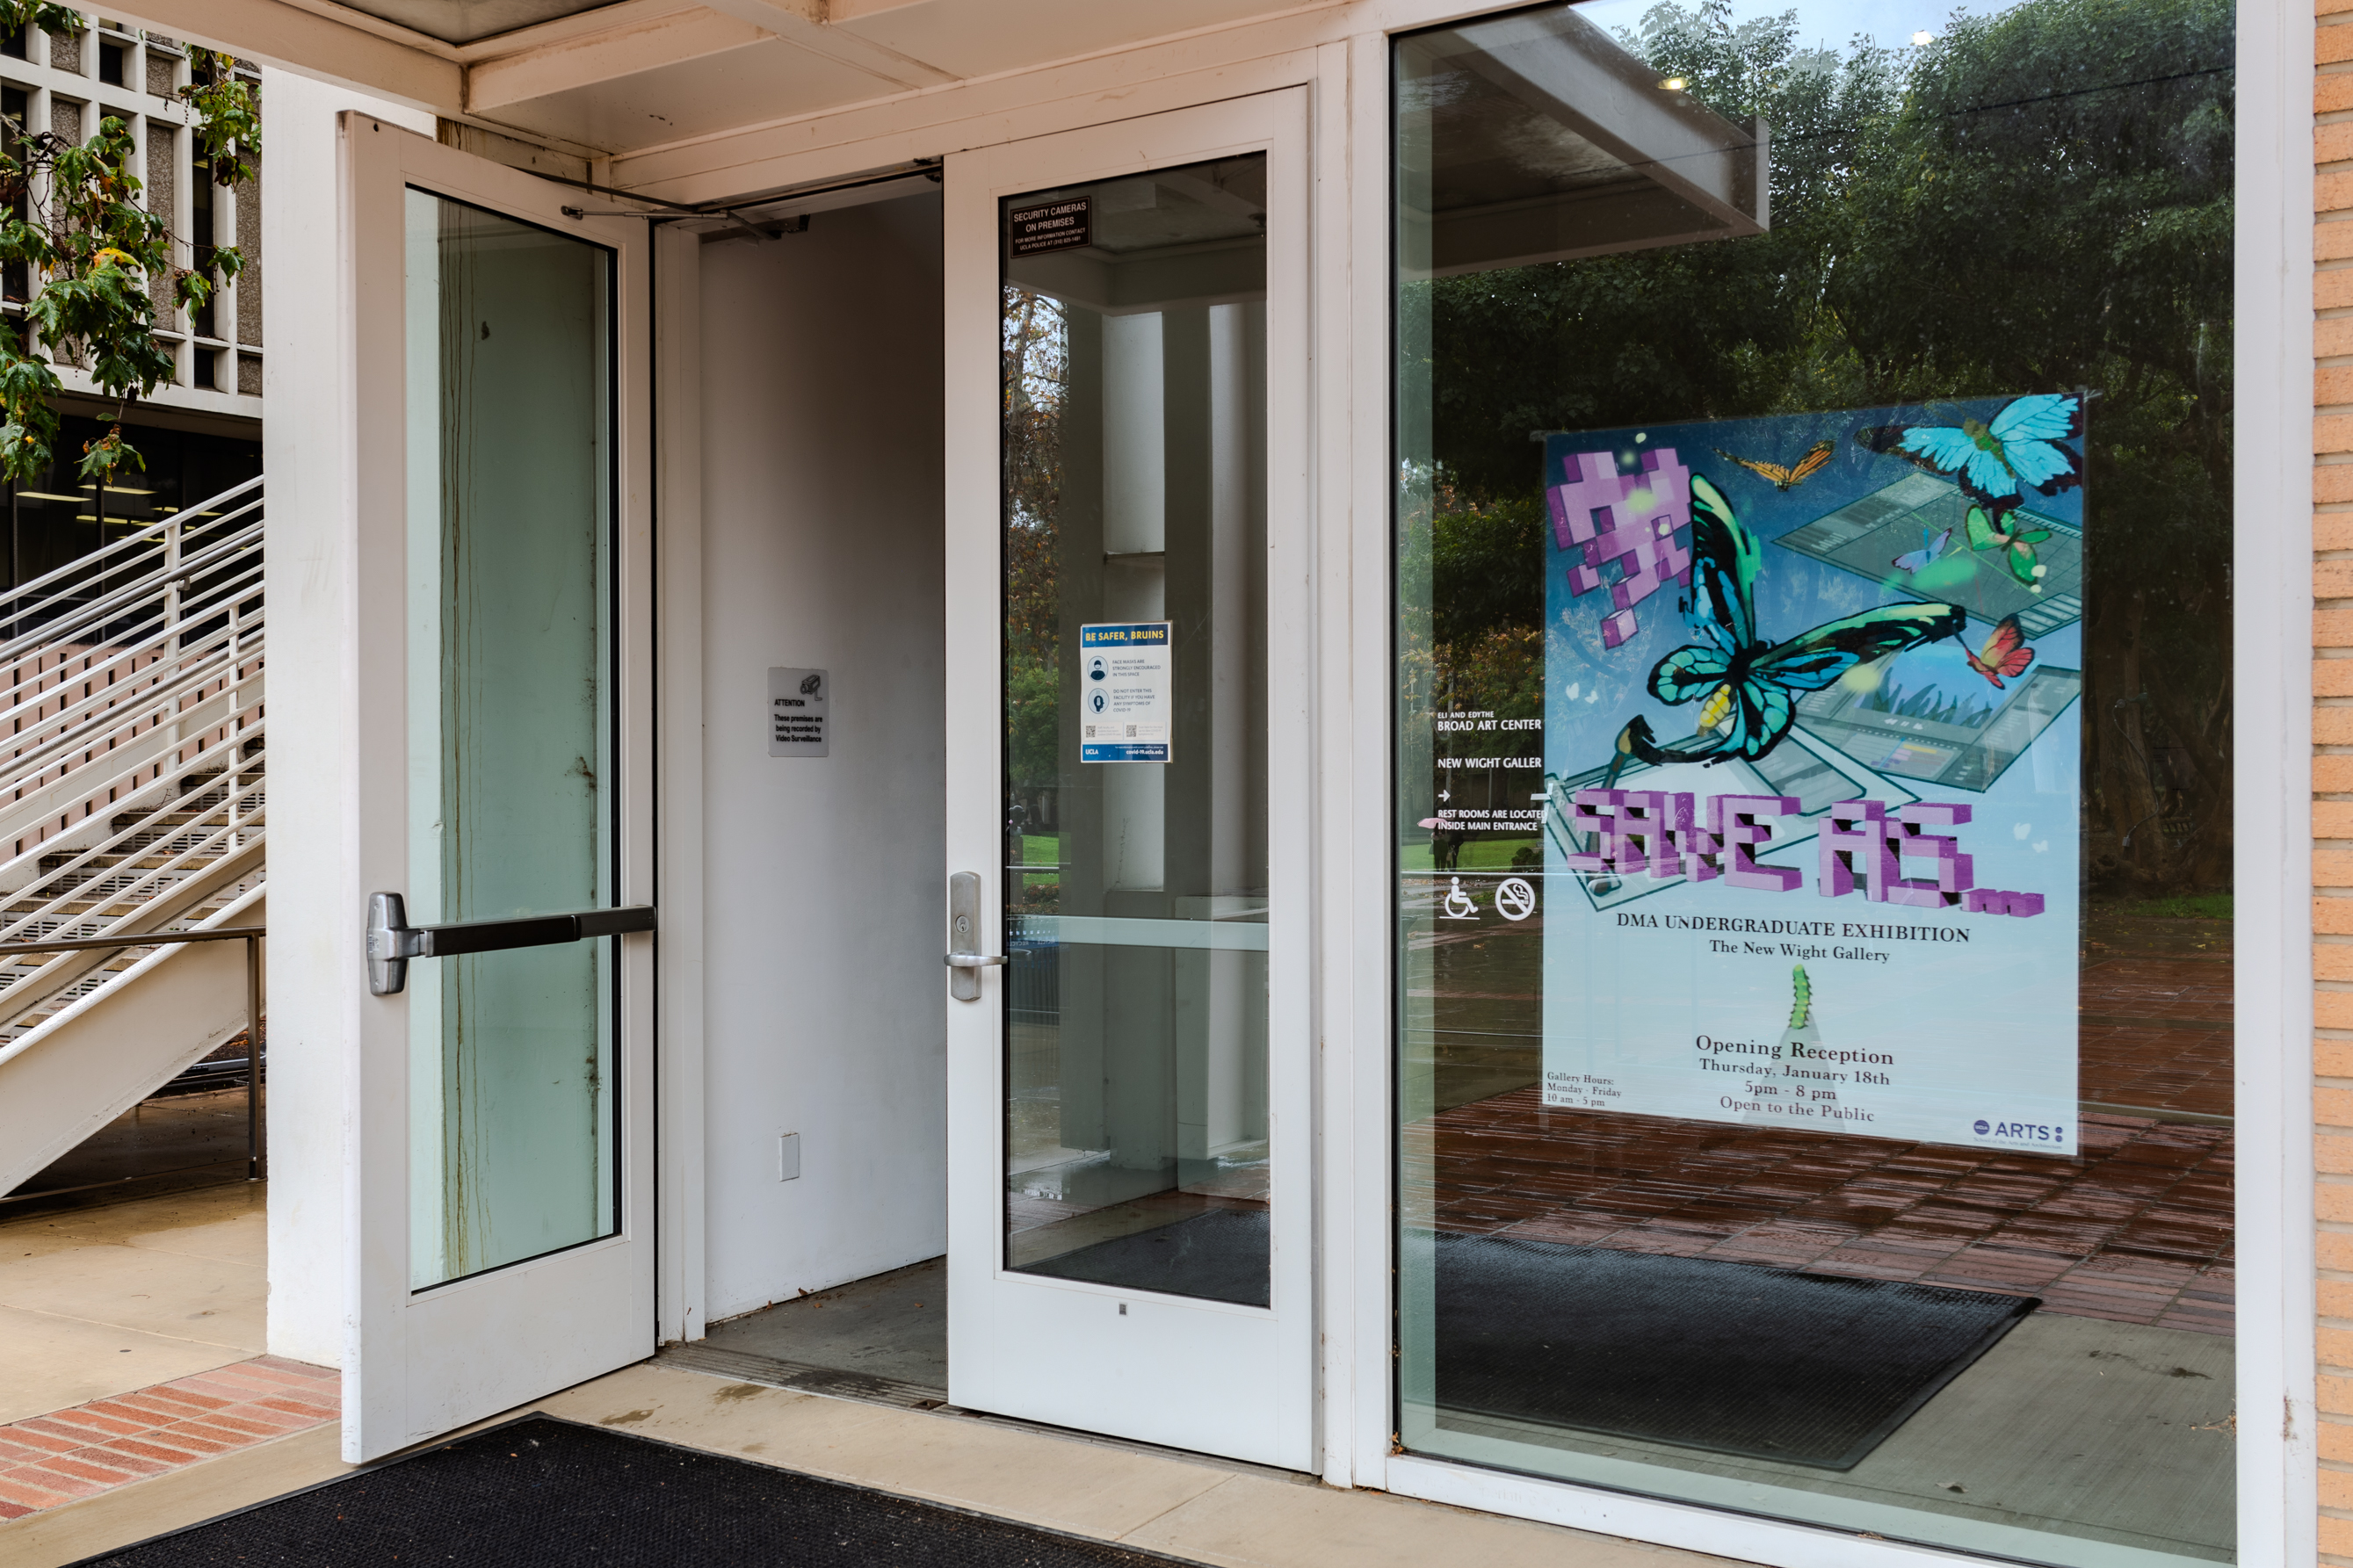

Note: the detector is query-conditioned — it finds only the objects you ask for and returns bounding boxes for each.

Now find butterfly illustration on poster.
[1711,438,1834,493]
[1541,394,2084,792]
[1965,616,2036,689]
[1532,394,2087,1155]
[1605,475,1964,775]
[1964,505,2055,589]
[1854,393,2084,517]
[1891,526,1953,578]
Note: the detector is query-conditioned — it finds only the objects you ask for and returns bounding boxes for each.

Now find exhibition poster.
[1538,396,2085,1153]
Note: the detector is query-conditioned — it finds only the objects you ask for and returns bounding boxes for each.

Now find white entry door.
[942,90,1312,1469]
[342,116,656,1463]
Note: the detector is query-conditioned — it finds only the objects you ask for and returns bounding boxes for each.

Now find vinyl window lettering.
[1394,4,2235,1564]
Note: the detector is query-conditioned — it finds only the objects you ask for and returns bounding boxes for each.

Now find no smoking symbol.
[1495,877,1537,921]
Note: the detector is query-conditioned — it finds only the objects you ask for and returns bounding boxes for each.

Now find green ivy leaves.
[181,50,258,186]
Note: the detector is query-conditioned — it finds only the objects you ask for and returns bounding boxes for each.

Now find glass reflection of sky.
[1575,0,2029,54]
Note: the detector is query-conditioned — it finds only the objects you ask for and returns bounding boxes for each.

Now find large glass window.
[1394,4,2234,1563]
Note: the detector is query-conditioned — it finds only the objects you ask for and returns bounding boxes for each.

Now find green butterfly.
[1964,504,2053,589]
[1613,476,1966,771]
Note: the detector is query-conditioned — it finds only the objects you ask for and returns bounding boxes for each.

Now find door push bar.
[367,892,655,996]
[945,871,1003,1002]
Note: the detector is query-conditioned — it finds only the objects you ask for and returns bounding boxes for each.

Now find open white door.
[943,90,1313,1469]
[343,115,655,1463]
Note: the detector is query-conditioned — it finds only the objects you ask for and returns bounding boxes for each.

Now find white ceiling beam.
[467,6,775,113]
[694,0,959,88]
[105,0,466,114]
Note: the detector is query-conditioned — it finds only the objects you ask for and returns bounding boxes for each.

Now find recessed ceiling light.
[1657,76,1688,91]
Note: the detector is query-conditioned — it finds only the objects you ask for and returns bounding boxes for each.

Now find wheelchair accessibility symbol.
[1441,878,1477,921]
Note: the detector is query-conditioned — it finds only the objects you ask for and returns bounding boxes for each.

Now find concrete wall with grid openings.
[0,12,261,419]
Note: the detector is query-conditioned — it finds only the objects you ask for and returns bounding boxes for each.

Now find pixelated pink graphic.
[1565,791,2044,915]
[1816,799,2037,914]
[1547,447,1695,648]
[1566,789,1799,892]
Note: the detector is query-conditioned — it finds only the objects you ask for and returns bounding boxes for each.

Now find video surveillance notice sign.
[767,667,829,757]
[1078,622,1171,762]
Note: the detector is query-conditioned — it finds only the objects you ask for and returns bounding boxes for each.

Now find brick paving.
[1407,941,2236,1335]
[2077,955,2233,1119]
[1410,1095,2234,1335]
[0,1355,337,1521]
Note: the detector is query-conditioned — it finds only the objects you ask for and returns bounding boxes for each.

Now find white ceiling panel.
[476,33,908,151]
[825,0,1310,81]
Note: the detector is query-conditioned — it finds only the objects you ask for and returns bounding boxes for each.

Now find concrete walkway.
[0,1184,267,1424]
[0,1184,1727,1567]
[2,1360,1732,1568]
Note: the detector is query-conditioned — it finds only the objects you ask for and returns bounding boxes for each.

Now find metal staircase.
[0,476,266,1194]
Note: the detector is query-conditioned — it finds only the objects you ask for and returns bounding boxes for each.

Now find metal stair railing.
[0,474,264,1044]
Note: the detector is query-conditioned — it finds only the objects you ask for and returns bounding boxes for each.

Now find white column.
[1098,309,1164,892]
[1203,300,1252,1154]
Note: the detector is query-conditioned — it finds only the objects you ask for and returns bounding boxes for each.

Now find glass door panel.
[1001,156,1271,1308]
[402,191,617,1290]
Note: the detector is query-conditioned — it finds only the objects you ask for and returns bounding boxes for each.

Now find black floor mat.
[72,1415,1190,1568]
[1021,1208,1270,1307]
[1430,1232,2037,1470]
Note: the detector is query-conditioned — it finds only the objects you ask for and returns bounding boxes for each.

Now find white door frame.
[342,112,657,1463]
[941,86,1315,1470]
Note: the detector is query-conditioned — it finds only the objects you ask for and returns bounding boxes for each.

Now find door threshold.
[652,1342,948,1412]
[653,1342,1315,1487]
[927,1402,1318,1488]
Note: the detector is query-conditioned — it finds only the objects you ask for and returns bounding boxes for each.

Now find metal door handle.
[368,892,655,995]
[946,870,998,1001]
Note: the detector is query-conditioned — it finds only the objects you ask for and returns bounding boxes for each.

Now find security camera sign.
[767,667,829,756]
[1078,622,1170,763]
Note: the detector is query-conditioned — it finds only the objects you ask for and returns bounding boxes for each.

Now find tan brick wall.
[2323,0,2353,1556]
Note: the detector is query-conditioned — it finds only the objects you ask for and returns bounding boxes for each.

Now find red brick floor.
[1411,1095,2234,1336]
[2077,956,2233,1118]
[0,1356,338,1520]
[2079,957,2233,1021]
[1408,937,2236,1333]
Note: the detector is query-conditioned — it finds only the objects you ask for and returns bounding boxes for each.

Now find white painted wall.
[699,194,949,1322]
[261,68,433,1369]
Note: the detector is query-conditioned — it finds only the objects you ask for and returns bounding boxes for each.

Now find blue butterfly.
[1613,475,1965,771]
[1854,393,2083,514]
[1891,527,1951,576]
